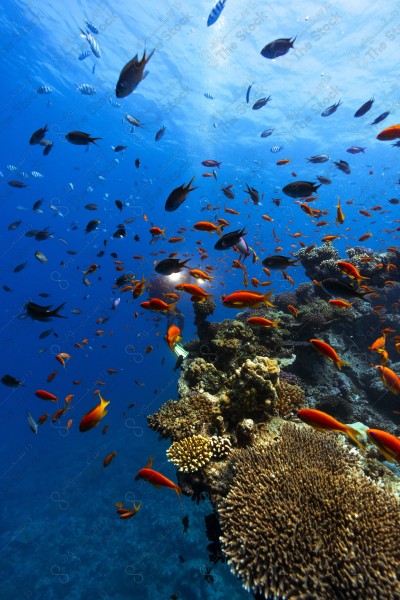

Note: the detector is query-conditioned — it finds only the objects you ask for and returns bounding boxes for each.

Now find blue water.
[1,0,400,597]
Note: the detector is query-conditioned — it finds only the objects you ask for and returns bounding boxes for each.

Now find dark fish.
[1,374,24,387]
[306,155,329,163]
[155,258,190,275]
[97,250,105,257]
[246,82,254,104]
[316,176,332,185]
[173,355,184,371]
[282,181,321,198]
[354,98,374,118]
[333,160,351,174]
[26,410,38,434]
[33,198,44,213]
[135,158,140,168]
[155,126,166,141]
[29,124,48,145]
[115,273,136,287]
[26,230,39,237]
[8,180,28,188]
[115,200,123,211]
[124,217,135,223]
[346,146,365,154]
[85,219,100,233]
[85,203,98,210]
[35,229,53,241]
[134,234,140,242]
[214,228,247,250]
[244,184,259,205]
[221,185,235,199]
[321,100,342,117]
[252,96,271,110]
[114,145,127,152]
[182,515,189,534]
[262,255,299,270]
[319,278,371,301]
[261,37,296,59]
[13,262,28,273]
[389,198,400,204]
[38,292,50,297]
[39,140,53,155]
[115,49,155,98]
[260,128,274,138]
[8,220,22,230]
[39,328,53,339]
[26,301,66,321]
[165,177,198,212]
[370,111,390,126]
[110,252,118,259]
[113,227,126,238]
[3,285,12,292]
[66,131,102,145]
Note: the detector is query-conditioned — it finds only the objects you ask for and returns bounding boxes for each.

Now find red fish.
[135,467,181,498]
[310,339,349,370]
[79,391,110,432]
[35,389,58,402]
[297,408,364,448]
[366,429,400,464]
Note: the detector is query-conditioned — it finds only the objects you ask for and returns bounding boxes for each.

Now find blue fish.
[204,92,214,99]
[84,18,99,34]
[207,0,227,27]
[246,82,254,104]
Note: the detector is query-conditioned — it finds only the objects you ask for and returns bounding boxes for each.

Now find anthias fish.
[366,429,400,464]
[135,467,181,498]
[79,391,110,432]
[297,408,364,448]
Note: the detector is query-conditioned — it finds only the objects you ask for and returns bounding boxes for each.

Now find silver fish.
[271,145,283,153]
[76,83,97,95]
[125,114,144,127]
[37,85,53,94]
[78,50,91,61]
[79,28,101,58]
[26,410,38,434]
[84,18,99,34]
[31,171,44,178]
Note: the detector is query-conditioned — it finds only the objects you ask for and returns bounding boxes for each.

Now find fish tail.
[89,137,102,145]
[336,358,350,370]
[345,425,365,450]
[263,291,275,307]
[52,302,66,318]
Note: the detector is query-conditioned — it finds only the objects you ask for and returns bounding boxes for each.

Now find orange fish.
[359,233,372,242]
[193,221,224,234]
[287,304,299,317]
[65,394,74,405]
[335,196,345,225]
[336,261,369,285]
[103,450,117,468]
[106,368,117,375]
[251,278,271,288]
[376,365,400,395]
[366,429,400,464]
[359,209,371,217]
[224,206,239,215]
[168,237,185,243]
[328,299,353,309]
[52,406,68,423]
[166,324,182,351]
[47,370,57,383]
[35,389,58,402]
[369,335,386,353]
[221,290,274,309]
[321,235,340,243]
[310,339,349,370]
[149,226,166,237]
[276,159,291,166]
[134,467,181,498]
[247,317,279,328]
[132,275,146,299]
[175,283,211,301]
[140,298,177,313]
[377,124,400,141]
[188,268,214,281]
[297,408,364,449]
[37,413,49,425]
[79,391,110,432]
[66,419,73,430]
[119,502,142,519]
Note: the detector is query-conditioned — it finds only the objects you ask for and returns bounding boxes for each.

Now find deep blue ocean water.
[1,0,400,598]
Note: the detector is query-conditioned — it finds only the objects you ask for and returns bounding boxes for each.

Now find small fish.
[297,409,364,449]
[377,125,400,141]
[376,366,400,395]
[252,96,271,110]
[37,85,53,94]
[309,339,349,370]
[31,171,44,178]
[8,180,28,188]
[346,146,365,154]
[333,160,351,174]
[85,219,100,233]
[39,327,53,339]
[26,301,66,321]
[155,126,166,141]
[214,228,247,250]
[29,125,48,145]
[306,154,329,163]
[354,98,374,118]
[270,145,283,153]
[75,83,96,95]
[135,158,140,168]
[246,82,254,104]
[103,451,117,468]
[116,49,155,98]
[282,181,321,198]
[260,128,274,138]
[79,391,110,432]
[113,145,127,152]
[262,255,299,270]
[1,374,24,387]
[316,176,331,185]
[8,220,22,230]
[66,131,101,145]
[78,50,91,61]
[366,429,400,464]
[26,411,38,434]
[35,389,58,401]
[369,111,390,126]
[84,18,99,34]
[321,100,342,117]
[135,467,181,498]
[207,0,227,27]
[125,114,144,127]
[35,251,48,264]
[79,28,101,58]
[261,36,296,59]
[204,92,214,99]
[182,515,189,534]
[13,262,28,273]
[165,177,198,212]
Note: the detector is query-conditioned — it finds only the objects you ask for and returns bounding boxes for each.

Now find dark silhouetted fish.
[346,146,365,154]
[246,82,254,104]
[354,98,374,118]
[155,126,166,141]
[261,128,274,138]
[1,374,24,387]
[8,180,28,188]
[261,37,296,59]
[306,155,329,163]
[316,176,332,185]
[66,131,102,145]
[321,100,342,117]
[282,181,321,198]
[319,278,372,301]
[115,49,155,98]
[262,255,299,270]
[370,111,389,126]
[113,145,127,152]
[29,125,48,145]
[85,219,100,233]
[165,177,198,212]
[244,184,259,205]
[26,301,66,321]
[333,160,351,174]
[214,228,247,250]
[252,96,271,110]
[155,258,190,275]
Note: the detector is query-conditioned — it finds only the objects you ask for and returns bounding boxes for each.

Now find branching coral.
[210,436,232,459]
[218,424,400,599]
[166,435,212,472]
[275,379,305,416]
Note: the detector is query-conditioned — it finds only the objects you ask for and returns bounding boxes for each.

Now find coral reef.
[218,423,400,599]
[275,379,305,416]
[210,436,232,460]
[167,435,212,472]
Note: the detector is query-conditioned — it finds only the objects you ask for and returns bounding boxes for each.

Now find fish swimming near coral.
[135,467,181,498]
[309,339,349,370]
[366,429,400,464]
[297,408,364,449]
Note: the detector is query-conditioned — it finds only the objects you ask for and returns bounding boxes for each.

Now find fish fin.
[263,291,275,307]
[344,426,365,450]
[52,303,66,318]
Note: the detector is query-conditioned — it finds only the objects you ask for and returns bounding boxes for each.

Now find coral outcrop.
[167,435,212,472]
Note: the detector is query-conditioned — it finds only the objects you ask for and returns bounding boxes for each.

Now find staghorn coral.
[218,423,400,599]
[275,379,305,416]
[166,435,212,472]
[210,436,232,460]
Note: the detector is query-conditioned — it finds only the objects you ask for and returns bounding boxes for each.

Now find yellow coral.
[166,435,212,472]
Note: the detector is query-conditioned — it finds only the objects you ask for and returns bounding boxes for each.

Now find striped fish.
[78,50,91,61]
[76,83,97,95]
[270,145,283,153]
[207,0,227,27]
[37,85,52,94]
[79,28,101,58]
[84,18,99,34]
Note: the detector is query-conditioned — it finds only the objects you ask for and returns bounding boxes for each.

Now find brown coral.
[218,424,400,599]
[166,435,212,472]
[275,379,305,416]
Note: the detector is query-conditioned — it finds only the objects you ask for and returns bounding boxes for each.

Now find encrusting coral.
[218,423,400,599]
[166,435,212,472]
